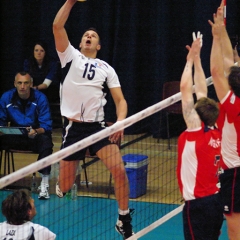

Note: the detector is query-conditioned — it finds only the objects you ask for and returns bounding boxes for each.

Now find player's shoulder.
[60,43,80,57]
[28,222,50,233]
[31,222,47,229]
[0,221,7,226]
[31,223,56,239]
[93,57,109,67]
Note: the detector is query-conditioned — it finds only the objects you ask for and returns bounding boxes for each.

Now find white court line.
[127,204,184,240]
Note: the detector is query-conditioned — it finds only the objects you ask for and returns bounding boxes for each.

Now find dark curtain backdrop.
[1,0,240,134]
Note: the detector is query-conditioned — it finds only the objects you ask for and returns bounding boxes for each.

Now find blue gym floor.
[0,190,228,239]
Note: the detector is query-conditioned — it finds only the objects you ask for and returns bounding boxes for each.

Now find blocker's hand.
[192,31,203,47]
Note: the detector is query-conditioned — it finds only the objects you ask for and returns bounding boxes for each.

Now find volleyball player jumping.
[52,0,134,239]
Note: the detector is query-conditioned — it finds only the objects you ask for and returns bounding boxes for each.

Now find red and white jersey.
[0,221,56,240]
[57,43,121,122]
[177,125,221,201]
[217,91,240,169]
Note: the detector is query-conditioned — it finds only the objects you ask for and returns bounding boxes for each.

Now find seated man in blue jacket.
[0,71,53,200]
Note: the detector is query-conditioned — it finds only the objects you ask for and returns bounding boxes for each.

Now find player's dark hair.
[228,66,240,97]
[195,97,219,126]
[2,189,32,224]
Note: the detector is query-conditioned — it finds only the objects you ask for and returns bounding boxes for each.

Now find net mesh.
[0,77,213,239]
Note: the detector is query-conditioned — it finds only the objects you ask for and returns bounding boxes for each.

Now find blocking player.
[177,33,223,239]
[209,0,240,239]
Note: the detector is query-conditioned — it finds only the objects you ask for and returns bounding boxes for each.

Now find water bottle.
[71,183,78,201]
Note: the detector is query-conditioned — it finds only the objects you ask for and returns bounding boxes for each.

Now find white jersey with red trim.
[217,90,240,169]
[57,43,121,122]
[0,221,56,240]
[177,125,221,201]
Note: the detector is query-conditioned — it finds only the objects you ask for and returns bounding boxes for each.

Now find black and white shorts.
[220,166,240,214]
[183,194,223,240]
[61,117,114,161]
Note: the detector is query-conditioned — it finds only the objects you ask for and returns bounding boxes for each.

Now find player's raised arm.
[180,39,199,130]
[192,32,207,100]
[53,0,77,52]
[214,0,234,74]
[209,14,229,101]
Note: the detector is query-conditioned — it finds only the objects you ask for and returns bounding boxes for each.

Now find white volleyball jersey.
[57,43,121,122]
[0,221,56,240]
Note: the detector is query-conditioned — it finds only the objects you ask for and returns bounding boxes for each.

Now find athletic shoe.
[115,209,135,239]
[56,182,66,198]
[38,184,50,200]
[37,184,49,191]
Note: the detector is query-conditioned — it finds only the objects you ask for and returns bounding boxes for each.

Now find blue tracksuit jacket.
[0,88,52,133]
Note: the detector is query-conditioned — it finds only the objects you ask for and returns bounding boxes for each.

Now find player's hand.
[186,32,202,62]
[215,0,225,24]
[192,31,203,47]
[109,130,123,144]
[208,0,225,37]
[208,19,223,39]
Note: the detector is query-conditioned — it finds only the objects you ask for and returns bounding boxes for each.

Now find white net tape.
[0,76,213,189]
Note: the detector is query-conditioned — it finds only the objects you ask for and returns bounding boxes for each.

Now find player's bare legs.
[96,144,129,210]
[97,144,134,239]
[225,213,240,240]
[58,160,79,193]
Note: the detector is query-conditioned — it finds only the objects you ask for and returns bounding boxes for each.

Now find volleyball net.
[0,77,213,239]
